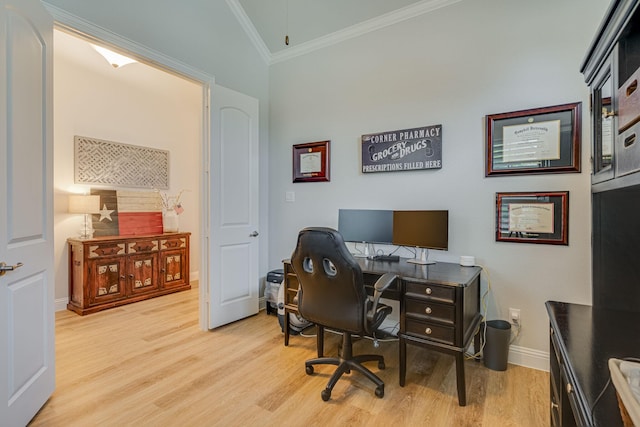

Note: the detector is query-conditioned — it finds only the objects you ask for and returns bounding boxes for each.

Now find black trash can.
[483,320,511,371]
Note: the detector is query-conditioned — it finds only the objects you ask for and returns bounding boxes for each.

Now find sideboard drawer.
[405,298,454,325]
[404,318,454,345]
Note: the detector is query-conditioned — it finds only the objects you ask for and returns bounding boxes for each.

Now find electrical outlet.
[509,308,521,326]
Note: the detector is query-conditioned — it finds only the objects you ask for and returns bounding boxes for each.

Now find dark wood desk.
[546,301,640,426]
[283,258,482,406]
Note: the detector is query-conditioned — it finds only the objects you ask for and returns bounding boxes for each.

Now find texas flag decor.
[91,189,163,236]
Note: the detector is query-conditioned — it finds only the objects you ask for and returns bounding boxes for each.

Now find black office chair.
[291,227,397,401]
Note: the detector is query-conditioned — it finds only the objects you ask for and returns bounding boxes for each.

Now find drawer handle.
[624,133,636,148]
[425,307,432,314]
[425,287,432,295]
[627,79,638,97]
[566,383,572,394]
[425,328,432,335]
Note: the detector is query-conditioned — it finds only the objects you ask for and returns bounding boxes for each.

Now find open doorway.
[50,15,261,330]
[52,28,205,320]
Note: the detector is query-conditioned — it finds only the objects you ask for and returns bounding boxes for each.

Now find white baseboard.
[508,344,549,371]
[468,342,549,372]
[55,297,68,312]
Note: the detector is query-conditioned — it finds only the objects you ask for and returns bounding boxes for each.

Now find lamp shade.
[68,194,101,214]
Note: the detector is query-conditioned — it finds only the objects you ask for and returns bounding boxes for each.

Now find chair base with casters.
[305,325,387,401]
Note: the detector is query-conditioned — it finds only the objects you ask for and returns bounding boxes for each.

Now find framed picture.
[486,102,581,176]
[496,191,569,245]
[292,140,330,183]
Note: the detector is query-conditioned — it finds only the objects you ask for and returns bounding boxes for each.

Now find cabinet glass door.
[592,61,616,183]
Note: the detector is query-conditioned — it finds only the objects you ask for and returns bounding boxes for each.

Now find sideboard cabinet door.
[87,256,127,305]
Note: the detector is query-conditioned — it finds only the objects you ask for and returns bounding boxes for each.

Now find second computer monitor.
[392,210,448,251]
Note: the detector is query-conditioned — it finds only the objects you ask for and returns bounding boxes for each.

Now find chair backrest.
[291,227,366,334]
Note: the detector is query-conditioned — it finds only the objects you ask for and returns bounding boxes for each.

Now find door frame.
[45,4,213,329]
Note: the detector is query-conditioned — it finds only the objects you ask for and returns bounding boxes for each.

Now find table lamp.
[68,194,101,239]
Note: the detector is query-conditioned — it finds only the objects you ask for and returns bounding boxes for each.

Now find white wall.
[268,0,610,366]
[53,30,202,303]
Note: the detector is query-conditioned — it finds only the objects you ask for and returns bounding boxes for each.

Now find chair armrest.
[366,273,397,324]
[373,272,397,293]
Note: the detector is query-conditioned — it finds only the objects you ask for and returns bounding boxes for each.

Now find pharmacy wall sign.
[361,124,442,173]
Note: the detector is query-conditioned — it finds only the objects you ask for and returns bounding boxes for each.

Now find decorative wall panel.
[75,136,169,189]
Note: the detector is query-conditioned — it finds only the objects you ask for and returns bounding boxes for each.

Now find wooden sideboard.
[67,232,190,315]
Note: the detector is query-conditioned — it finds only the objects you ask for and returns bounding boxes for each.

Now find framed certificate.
[293,140,330,183]
[486,103,581,176]
[496,191,569,245]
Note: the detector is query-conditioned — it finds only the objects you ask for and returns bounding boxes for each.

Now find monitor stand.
[354,242,373,259]
[406,247,435,265]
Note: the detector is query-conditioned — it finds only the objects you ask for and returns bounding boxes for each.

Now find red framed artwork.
[496,191,569,245]
[486,103,581,176]
[292,140,330,183]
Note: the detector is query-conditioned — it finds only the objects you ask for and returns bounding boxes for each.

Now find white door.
[208,85,259,328]
[0,0,55,426]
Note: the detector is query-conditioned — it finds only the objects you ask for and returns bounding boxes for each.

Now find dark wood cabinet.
[68,232,190,315]
[551,2,640,424]
[582,0,640,191]
[546,301,640,426]
[582,0,640,313]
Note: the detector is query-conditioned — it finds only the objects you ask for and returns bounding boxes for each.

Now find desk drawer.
[404,318,454,345]
[405,281,454,304]
[405,299,454,325]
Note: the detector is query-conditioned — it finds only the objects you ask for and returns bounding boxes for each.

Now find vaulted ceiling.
[232,0,461,62]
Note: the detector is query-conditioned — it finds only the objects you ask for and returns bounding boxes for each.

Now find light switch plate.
[285,191,295,202]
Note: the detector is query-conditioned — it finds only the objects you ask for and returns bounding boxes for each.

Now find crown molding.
[270,0,462,64]
[47,0,462,68]
[225,0,271,64]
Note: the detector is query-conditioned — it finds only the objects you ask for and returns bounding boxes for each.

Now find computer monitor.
[392,210,448,264]
[338,209,393,244]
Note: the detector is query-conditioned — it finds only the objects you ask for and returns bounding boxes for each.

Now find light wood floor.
[30,283,548,426]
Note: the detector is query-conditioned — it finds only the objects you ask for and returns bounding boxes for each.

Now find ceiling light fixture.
[91,44,137,68]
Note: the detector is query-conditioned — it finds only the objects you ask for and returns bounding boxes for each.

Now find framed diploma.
[486,103,581,176]
[496,191,569,245]
[293,140,330,182]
